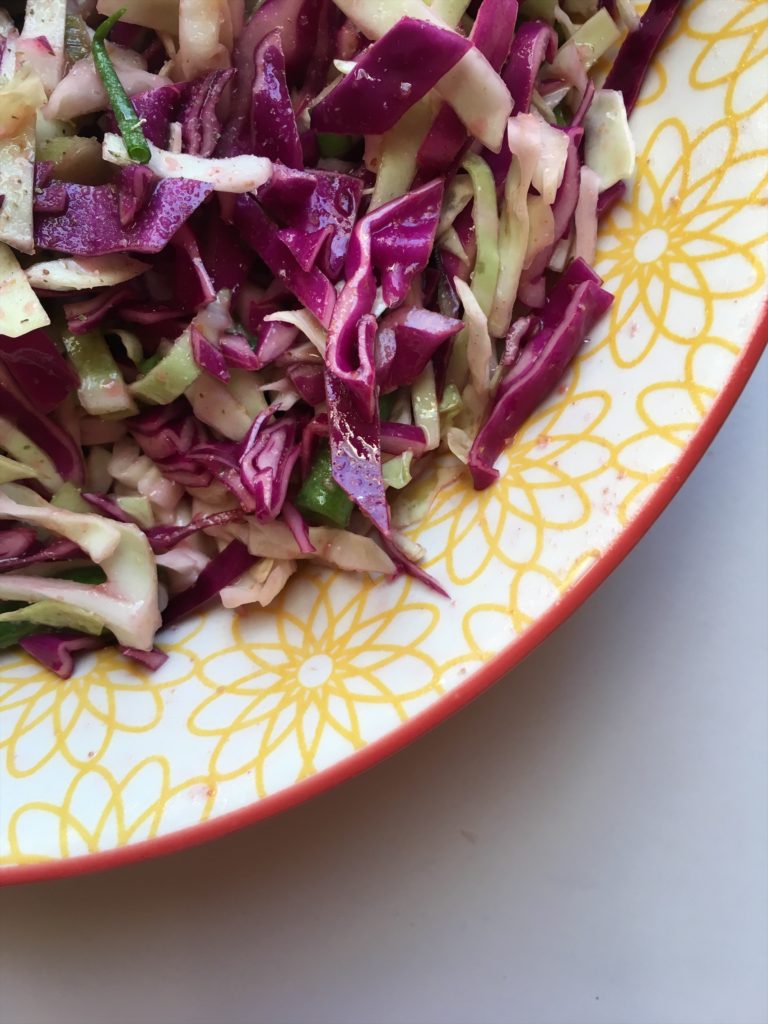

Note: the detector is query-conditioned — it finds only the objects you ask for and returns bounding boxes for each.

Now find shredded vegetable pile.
[0,0,683,677]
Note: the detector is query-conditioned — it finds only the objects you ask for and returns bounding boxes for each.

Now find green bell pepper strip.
[92,9,151,165]
[296,445,354,528]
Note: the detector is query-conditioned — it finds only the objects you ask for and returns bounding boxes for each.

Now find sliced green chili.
[92,9,151,164]
[296,444,353,529]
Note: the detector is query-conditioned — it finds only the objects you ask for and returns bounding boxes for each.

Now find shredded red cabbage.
[0,0,682,675]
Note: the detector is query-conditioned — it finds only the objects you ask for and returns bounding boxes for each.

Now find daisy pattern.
[614,336,740,523]
[461,550,603,657]
[0,621,204,777]
[682,0,767,120]
[2,10,768,868]
[0,758,214,864]
[593,117,767,367]
[411,366,615,587]
[190,571,445,796]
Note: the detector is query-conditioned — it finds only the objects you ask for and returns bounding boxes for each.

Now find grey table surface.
[0,356,766,1024]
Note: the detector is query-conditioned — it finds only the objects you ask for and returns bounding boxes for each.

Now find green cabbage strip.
[437,174,474,238]
[550,8,621,75]
[129,330,200,404]
[0,454,37,484]
[365,0,474,209]
[52,483,92,513]
[370,98,436,210]
[461,153,500,316]
[412,363,440,451]
[63,330,137,416]
[489,155,537,337]
[0,417,63,492]
[382,451,414,490]
[0,484,161,650]
[0,600,104,636]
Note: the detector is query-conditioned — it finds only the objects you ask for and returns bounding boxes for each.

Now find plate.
[1,0,766,882]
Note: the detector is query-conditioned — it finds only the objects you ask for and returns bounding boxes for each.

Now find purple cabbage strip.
[191,324,230,381]
[468,259,613,488]
[162,539,257,626]
[249,31,303,167]
[258,165,363,281]
[312,17,471,136]
[376,307,463,392]
[180,69,234,157]
[217,0,323,156]
[484,20,557,185]
[281,500,315,553]
[19,632,107,679]
[0,329,80,413]
[604,0,685,116]
[0,527,37,559]
[146,509,244,554]
[172,226,216,311]
[286,362,325,405]
[378,533,449,597]
[369,179,444,307]
[82,492,135,523]
[255,321,300,369]
[116,165,156,227]
[596,180,627,219]
[0,538,82,572]
[0,364,83,486]
[278,225,332,273]
[234,194,337,326]
[202,206,254,292]
[64,284,137,334]
[33,176,68,215]
[325,370,389,535]
[417,0,518,178]
[105,84,184,149]
[35,179,214,257]
[119,645,169,670]
[325,180,442,415]
[239,414,303,520]
[380,422,428,457]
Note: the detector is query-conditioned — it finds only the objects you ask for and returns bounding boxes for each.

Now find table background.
[1,356,766,1024]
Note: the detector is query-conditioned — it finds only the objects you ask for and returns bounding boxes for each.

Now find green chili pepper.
[92,9,151,164]
[296,444,353,528]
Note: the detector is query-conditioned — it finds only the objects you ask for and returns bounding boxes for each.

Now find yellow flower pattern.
[189,571,474,797]
[1,2,767,869]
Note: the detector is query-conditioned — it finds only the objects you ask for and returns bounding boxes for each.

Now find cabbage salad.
[0,0,682,677]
